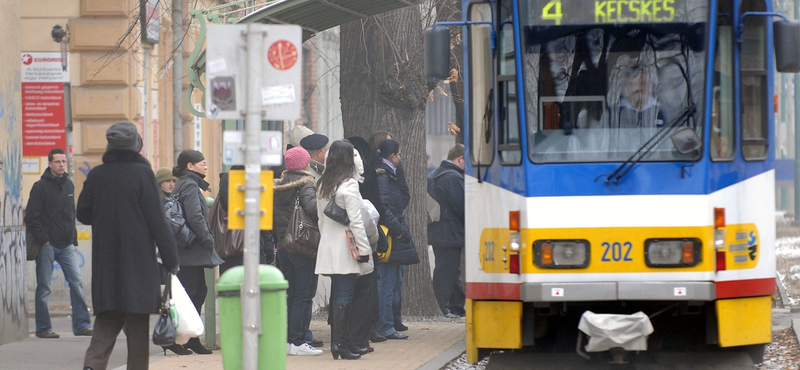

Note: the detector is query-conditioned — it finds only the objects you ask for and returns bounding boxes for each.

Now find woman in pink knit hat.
[273,147,324,356]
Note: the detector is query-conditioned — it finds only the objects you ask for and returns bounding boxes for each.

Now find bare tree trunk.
[340,7,440,316]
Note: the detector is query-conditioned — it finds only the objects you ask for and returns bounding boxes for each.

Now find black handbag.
[163,184,196,248]
[152,276,176,346]
[283,195,321,259]
[323,191,349,225]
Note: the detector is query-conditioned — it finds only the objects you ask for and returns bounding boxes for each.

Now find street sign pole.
[206,23,301,369]
[242,24,264,370]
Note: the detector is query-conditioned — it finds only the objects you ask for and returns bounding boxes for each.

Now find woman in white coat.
[315,140,373,360]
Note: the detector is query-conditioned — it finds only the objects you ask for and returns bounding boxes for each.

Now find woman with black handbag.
[315,140,374,360]
[273,147,323,356]
[169,150,224,355]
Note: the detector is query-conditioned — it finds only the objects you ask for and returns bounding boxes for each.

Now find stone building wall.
[0,0,27,345]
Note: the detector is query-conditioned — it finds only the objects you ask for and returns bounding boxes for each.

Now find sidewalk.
[145,320,466,370]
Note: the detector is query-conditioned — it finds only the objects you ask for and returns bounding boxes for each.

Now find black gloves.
[358,255,370,263]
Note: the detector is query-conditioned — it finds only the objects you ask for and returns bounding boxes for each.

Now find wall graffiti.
[0,191,25,326]
[0,70,26,344]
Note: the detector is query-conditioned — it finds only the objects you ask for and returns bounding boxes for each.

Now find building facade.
[0,0,26,345]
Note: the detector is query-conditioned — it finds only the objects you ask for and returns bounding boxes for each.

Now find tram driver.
[608,55,665,129]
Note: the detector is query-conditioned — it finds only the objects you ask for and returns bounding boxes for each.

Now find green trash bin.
[217,265,288,370]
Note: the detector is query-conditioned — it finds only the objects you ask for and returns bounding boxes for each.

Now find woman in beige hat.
[155,167,177,199]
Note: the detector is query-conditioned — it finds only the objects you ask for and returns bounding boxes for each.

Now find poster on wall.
[21,52,69,157]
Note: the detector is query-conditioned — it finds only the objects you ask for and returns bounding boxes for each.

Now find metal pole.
[143,46,150,159]
[241,24,264,370]
[794,0,800,222]
[173,0,184,161]
[64,82,74,180]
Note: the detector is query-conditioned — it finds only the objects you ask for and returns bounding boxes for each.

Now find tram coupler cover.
[577,311,654,353]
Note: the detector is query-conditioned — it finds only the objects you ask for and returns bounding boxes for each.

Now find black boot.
[330,304,360,360]
[347,343,370,355]
[184,337,212,354]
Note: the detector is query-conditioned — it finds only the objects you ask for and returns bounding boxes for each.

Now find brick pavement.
[147,320,466,370]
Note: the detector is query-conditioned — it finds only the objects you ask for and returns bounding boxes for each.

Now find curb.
[418,340,466,370]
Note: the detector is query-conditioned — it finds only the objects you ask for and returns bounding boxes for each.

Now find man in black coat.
[26,147,92,339]
[78,121,179,370]
[428,144,466,318]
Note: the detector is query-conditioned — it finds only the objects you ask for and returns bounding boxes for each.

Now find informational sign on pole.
[205,24,302,120]
[21,52,69,156]
[207,24,301,370]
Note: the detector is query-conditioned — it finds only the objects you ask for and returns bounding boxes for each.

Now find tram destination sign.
[532,0,688,25]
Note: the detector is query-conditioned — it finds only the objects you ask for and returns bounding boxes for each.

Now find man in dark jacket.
[26,148,93,339]
[428,144,466,318]
[77,122,179,370]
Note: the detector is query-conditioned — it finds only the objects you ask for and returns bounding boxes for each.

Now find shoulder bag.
[209,197,244,258]
[283,194,321,259]
[164,183,196,248]
[324,191,349,225]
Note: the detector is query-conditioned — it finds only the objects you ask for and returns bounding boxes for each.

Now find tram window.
[468,2,495,166]
[711,0,734,161]
[498,0,521,165]
[739,0,768,160]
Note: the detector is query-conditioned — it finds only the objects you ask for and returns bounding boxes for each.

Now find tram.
[426,0,800,364]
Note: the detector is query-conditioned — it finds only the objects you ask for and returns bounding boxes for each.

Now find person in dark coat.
[374,139,419,340]
[215,165,276,275]
[428,144,466,317]
[26,147,92,340]
[273,147,324,356]
[77,121,179,370]
[348,136,386,348]
[171,149,224,355]
[369,132,411,333]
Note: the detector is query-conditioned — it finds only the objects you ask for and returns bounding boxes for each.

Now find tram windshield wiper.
[605,104,697,184]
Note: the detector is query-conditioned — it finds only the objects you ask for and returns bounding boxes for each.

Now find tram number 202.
[601,241,633,262]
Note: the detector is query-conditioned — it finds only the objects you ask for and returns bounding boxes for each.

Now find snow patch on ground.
[776,237,800,257]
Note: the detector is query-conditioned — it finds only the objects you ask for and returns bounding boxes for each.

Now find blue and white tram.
[427,0,800,363]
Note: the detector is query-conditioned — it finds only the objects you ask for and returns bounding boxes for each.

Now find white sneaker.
[288,343,323,356]
[286,343,291,355]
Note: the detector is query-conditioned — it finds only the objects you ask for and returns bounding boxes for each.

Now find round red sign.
[267,40,298,71]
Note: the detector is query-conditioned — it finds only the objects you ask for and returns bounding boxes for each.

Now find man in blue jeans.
[25,148,92,339]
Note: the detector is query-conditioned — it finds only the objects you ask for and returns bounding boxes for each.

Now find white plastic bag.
[170,274,205,345]
[577,311,653,352]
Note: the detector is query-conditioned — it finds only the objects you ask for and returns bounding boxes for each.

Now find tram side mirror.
[774,20,800,73]
[425,27,451,79]
[670,127,702,154]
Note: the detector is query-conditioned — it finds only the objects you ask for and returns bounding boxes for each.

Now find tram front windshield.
[520,0,708,163]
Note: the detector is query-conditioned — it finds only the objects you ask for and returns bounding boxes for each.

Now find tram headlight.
[714,229,726,250]
[534,240,590,268]
[645,239,701,267]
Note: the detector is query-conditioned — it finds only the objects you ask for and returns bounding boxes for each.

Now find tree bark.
[340,7,440,316]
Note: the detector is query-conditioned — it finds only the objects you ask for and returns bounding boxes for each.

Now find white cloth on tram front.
[577,311,654,352]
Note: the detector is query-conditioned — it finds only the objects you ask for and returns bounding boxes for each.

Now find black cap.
[299,134,329,150]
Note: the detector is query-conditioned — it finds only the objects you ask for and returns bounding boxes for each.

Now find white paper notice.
[261,84,296,105]
[207,58,227,74]
[22,157,40,174]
